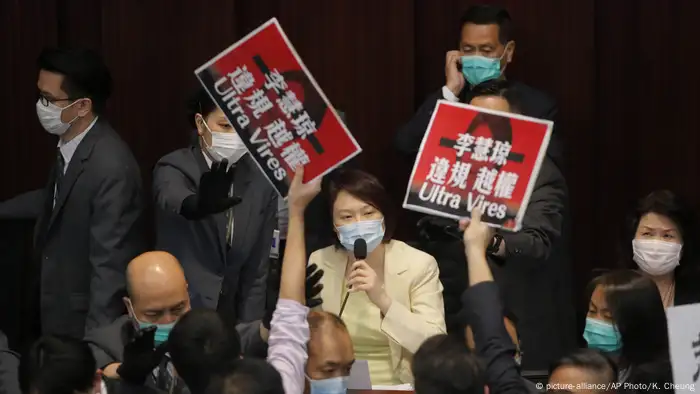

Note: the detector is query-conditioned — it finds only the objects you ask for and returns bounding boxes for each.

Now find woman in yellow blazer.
[308,169,446,385]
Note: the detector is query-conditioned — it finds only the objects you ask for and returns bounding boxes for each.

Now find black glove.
[116,326,168,385]
[181,159,242,219]
[262,263,325,329]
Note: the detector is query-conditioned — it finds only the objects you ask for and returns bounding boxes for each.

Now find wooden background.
[2,0,700,329]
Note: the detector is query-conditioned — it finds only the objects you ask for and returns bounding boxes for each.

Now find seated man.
[548,349,617,394]
[168,309,241,394]
[305,311,355,392]
[205,358,284,394]
[85,251,191,391]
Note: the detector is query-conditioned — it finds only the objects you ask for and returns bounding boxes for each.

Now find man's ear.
[123,297,133,318]
[77,98,93,117]
[504,41,515,63]
[484,384,490,394]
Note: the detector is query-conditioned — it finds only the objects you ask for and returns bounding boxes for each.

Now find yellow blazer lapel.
[382,242,410,375]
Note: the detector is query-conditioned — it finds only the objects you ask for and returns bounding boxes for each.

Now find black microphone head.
[353,239,367,260]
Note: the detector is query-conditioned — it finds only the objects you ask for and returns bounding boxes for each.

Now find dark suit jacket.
[422,157,575,370]
[0,119,145,339]
[394,81,564,170]
[0,330,20,394]
[153,147,277,322]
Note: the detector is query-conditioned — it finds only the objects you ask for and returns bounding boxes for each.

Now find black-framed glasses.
[38,94,75,107]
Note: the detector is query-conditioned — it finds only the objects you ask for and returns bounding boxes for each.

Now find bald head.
[124,251,190,325]
[306,311,355,380]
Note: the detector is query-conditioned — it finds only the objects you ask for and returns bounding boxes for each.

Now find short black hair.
[470,79,522,114]
[587,270,669,368]
[550,348,618,383]
[619,190,700,284]
[205,359,284,394]
[328,169,397,244]
[20,335,96,394]
[459,5,513,45]
[412,334,486,394]
[168,309,242,393]
[187,87,219,129]
[37,48,112,114]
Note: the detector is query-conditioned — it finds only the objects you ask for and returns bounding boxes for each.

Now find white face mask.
[632,239,682,276]
[36,99,80,135]
[199,116,248,164]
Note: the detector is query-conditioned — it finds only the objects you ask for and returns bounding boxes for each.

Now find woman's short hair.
[586,270,669,367]
[328,169,396,243]
[619,190,699,281]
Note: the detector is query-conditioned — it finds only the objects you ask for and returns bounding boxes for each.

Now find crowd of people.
[1,4,698,394]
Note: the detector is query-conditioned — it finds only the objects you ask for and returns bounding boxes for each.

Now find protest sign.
[403,100,552,231]
[667,304,700,392]
[195,18,361,197]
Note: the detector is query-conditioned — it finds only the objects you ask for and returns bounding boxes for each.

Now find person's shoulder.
[387,240,438,273]
[309,245,344,268]
[156,147,194,167]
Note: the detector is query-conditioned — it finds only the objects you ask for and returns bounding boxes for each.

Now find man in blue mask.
[85,251,191,391]
[395,4,563,171]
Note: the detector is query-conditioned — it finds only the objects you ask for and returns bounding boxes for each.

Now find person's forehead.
[461,23,501,44]
[590,285,608,308]
[333,191,372,212]
[37,70,66,96]
[133,285,187,308]
[639,212,678,231]
[550,365,600,385]
[310,329,353,357]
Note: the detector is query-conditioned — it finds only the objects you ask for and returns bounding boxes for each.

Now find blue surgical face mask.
[307,376,349,394]
[584,317,622,353]
[137,321,175,347]
[127,301,176,346]
[461,46,509,86]
[336,219,385,254]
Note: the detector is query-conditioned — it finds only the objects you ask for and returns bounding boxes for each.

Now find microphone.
[339,239,367,317]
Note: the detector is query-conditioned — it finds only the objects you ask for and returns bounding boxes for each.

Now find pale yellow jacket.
[308,240,446,383]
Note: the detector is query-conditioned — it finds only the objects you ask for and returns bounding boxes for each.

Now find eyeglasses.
[38,94,75,107]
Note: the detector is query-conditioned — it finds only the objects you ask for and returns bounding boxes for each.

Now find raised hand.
[459,208,494,254]
[116,326,168,385]
[445,50,466,96]
[197,159,241,215]
[287,166,321,214]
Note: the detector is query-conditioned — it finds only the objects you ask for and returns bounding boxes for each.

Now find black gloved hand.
[197,159,241,215]
[116,326,168,385]
[305,263,324,309]
[262,263,325,330]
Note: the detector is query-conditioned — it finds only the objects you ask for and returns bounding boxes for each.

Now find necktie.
[225,183,235,247]
[54,148,65,204]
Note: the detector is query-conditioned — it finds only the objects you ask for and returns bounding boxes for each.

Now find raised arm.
[267,167,321,394]
[460,210,527,394]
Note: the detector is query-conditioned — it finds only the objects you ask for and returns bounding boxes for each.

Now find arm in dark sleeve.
[394,89,443,155]
[152,162,198,219]
[499,160,566,263]
[0,189,45,219]
[0,330,20,394]
[87,168,144,331]
[236,192,278,322]
[463,282,528,394]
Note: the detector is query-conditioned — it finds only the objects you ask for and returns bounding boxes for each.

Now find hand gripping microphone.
[338,239,367,317]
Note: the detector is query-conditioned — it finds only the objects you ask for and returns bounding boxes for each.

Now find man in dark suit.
[0,48,145,342]
[416,82,576,369]
[395,4,564,169]
[153,88,277,327]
